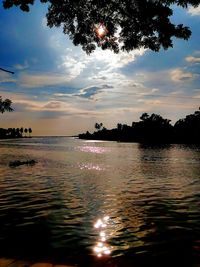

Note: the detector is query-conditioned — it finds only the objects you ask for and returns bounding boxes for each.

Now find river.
[0,137,200,266]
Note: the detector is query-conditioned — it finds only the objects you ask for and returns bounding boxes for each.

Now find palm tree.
[20,127,24,137]
[95,122,103,131]
[28,128,32,137]
[0,96,13,113]
[16,128,20,137]
[24,128,28,137]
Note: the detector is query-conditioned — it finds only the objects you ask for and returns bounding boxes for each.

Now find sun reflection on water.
[93,216,111,258]
[79,145,109,154]
[78,163,105,171]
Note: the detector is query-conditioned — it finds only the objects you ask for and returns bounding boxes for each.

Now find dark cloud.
[76,84,114,99]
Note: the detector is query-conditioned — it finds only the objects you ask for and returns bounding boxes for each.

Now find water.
[0,137,200,266]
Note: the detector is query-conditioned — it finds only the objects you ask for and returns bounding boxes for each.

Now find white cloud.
[19,73,74,88]
[56,45,146,88]
[170,68,195,82]
[0,71,16,84]
[53,93,71,97]
[185,56,200,63]
[89,48,146,70]
[188,5,200,16]
[41,17,47,29]
[151,88,159,93]
[13,98,116,118]
[14,61,29,70]
[49,34,63,49]
[59,56,86,77]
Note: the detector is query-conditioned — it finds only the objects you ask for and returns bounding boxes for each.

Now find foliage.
[95,122,103,130]
[0,67,14,74]
[0,96,13,113]
[174,107,200,142]
[0,127,33,139]
[79,108,200,144]
[3,0,200,53]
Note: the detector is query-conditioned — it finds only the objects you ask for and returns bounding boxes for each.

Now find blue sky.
[0,2,200,136]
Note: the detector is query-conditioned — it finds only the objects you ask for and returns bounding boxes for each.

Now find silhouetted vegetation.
[174,109,200,144]
[2,0,199,54]
[0,96,33,139]
[0,96,13,113]
[0,67,14,74]
[79,108,200,144]
[0,127,33,139]
[9,159,37,167]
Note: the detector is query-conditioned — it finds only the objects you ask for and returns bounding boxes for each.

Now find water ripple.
[0,138,200,265]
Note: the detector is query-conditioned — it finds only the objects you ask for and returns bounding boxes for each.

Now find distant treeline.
[0,127,32,139]
[79,108,200,144]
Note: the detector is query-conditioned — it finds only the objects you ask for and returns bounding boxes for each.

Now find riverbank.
[0,258,75,267]
[79,109,200,144]
[0,257,135,267]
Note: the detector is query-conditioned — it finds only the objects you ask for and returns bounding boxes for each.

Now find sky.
[0,2,200,136]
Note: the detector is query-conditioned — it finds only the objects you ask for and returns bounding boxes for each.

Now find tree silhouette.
[140,113,149,122]
[20,127,24,137]
[117,123,122,131]
[174,107,200,143]
[95,122,103,130]
[0,96,13,113]
[0,67,14,74]
[80,112,175,143]
[3,0,199,54]
[28,127,32,137]
[24,128,28,137]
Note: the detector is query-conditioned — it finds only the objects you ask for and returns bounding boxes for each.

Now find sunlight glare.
[94,23,108,39]
[97,25,105,37]
[93,215,112,258]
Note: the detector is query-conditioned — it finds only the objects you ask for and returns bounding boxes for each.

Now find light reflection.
[79,146,108,154]
[78,163,105,171]
[93,215,111,258]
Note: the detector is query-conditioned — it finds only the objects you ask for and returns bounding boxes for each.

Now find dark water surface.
[0,137,200,266]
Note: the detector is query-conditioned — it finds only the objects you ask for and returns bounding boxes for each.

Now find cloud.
[43,101,63,109]
[59,55,86,77]
[53,84,114,100]
[76,84,113,99]
[188,5,200,16]
[151,88,159,93]
[170,68,195,82]
[54,45,146,89]
[0,71,16,84]
[185,56,200,63]
[41,17,47,29]
[53,93,72,97]
[88,48,146,70]
[19,73,74,88]
[14,61,29,70]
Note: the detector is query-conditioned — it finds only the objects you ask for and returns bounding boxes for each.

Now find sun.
[97,25,105,37]
[94,23,108,38]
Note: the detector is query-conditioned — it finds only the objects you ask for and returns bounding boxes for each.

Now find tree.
[20,127,24,137]
[95,122,103,130]
[140,113,149,122]
[117,123,122,131]
[24,128,28,137]
[28,127,32,137]
[0,96,13,113]
[0,67,14,74]
[2,0,199,54]
[174,107,200,143]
